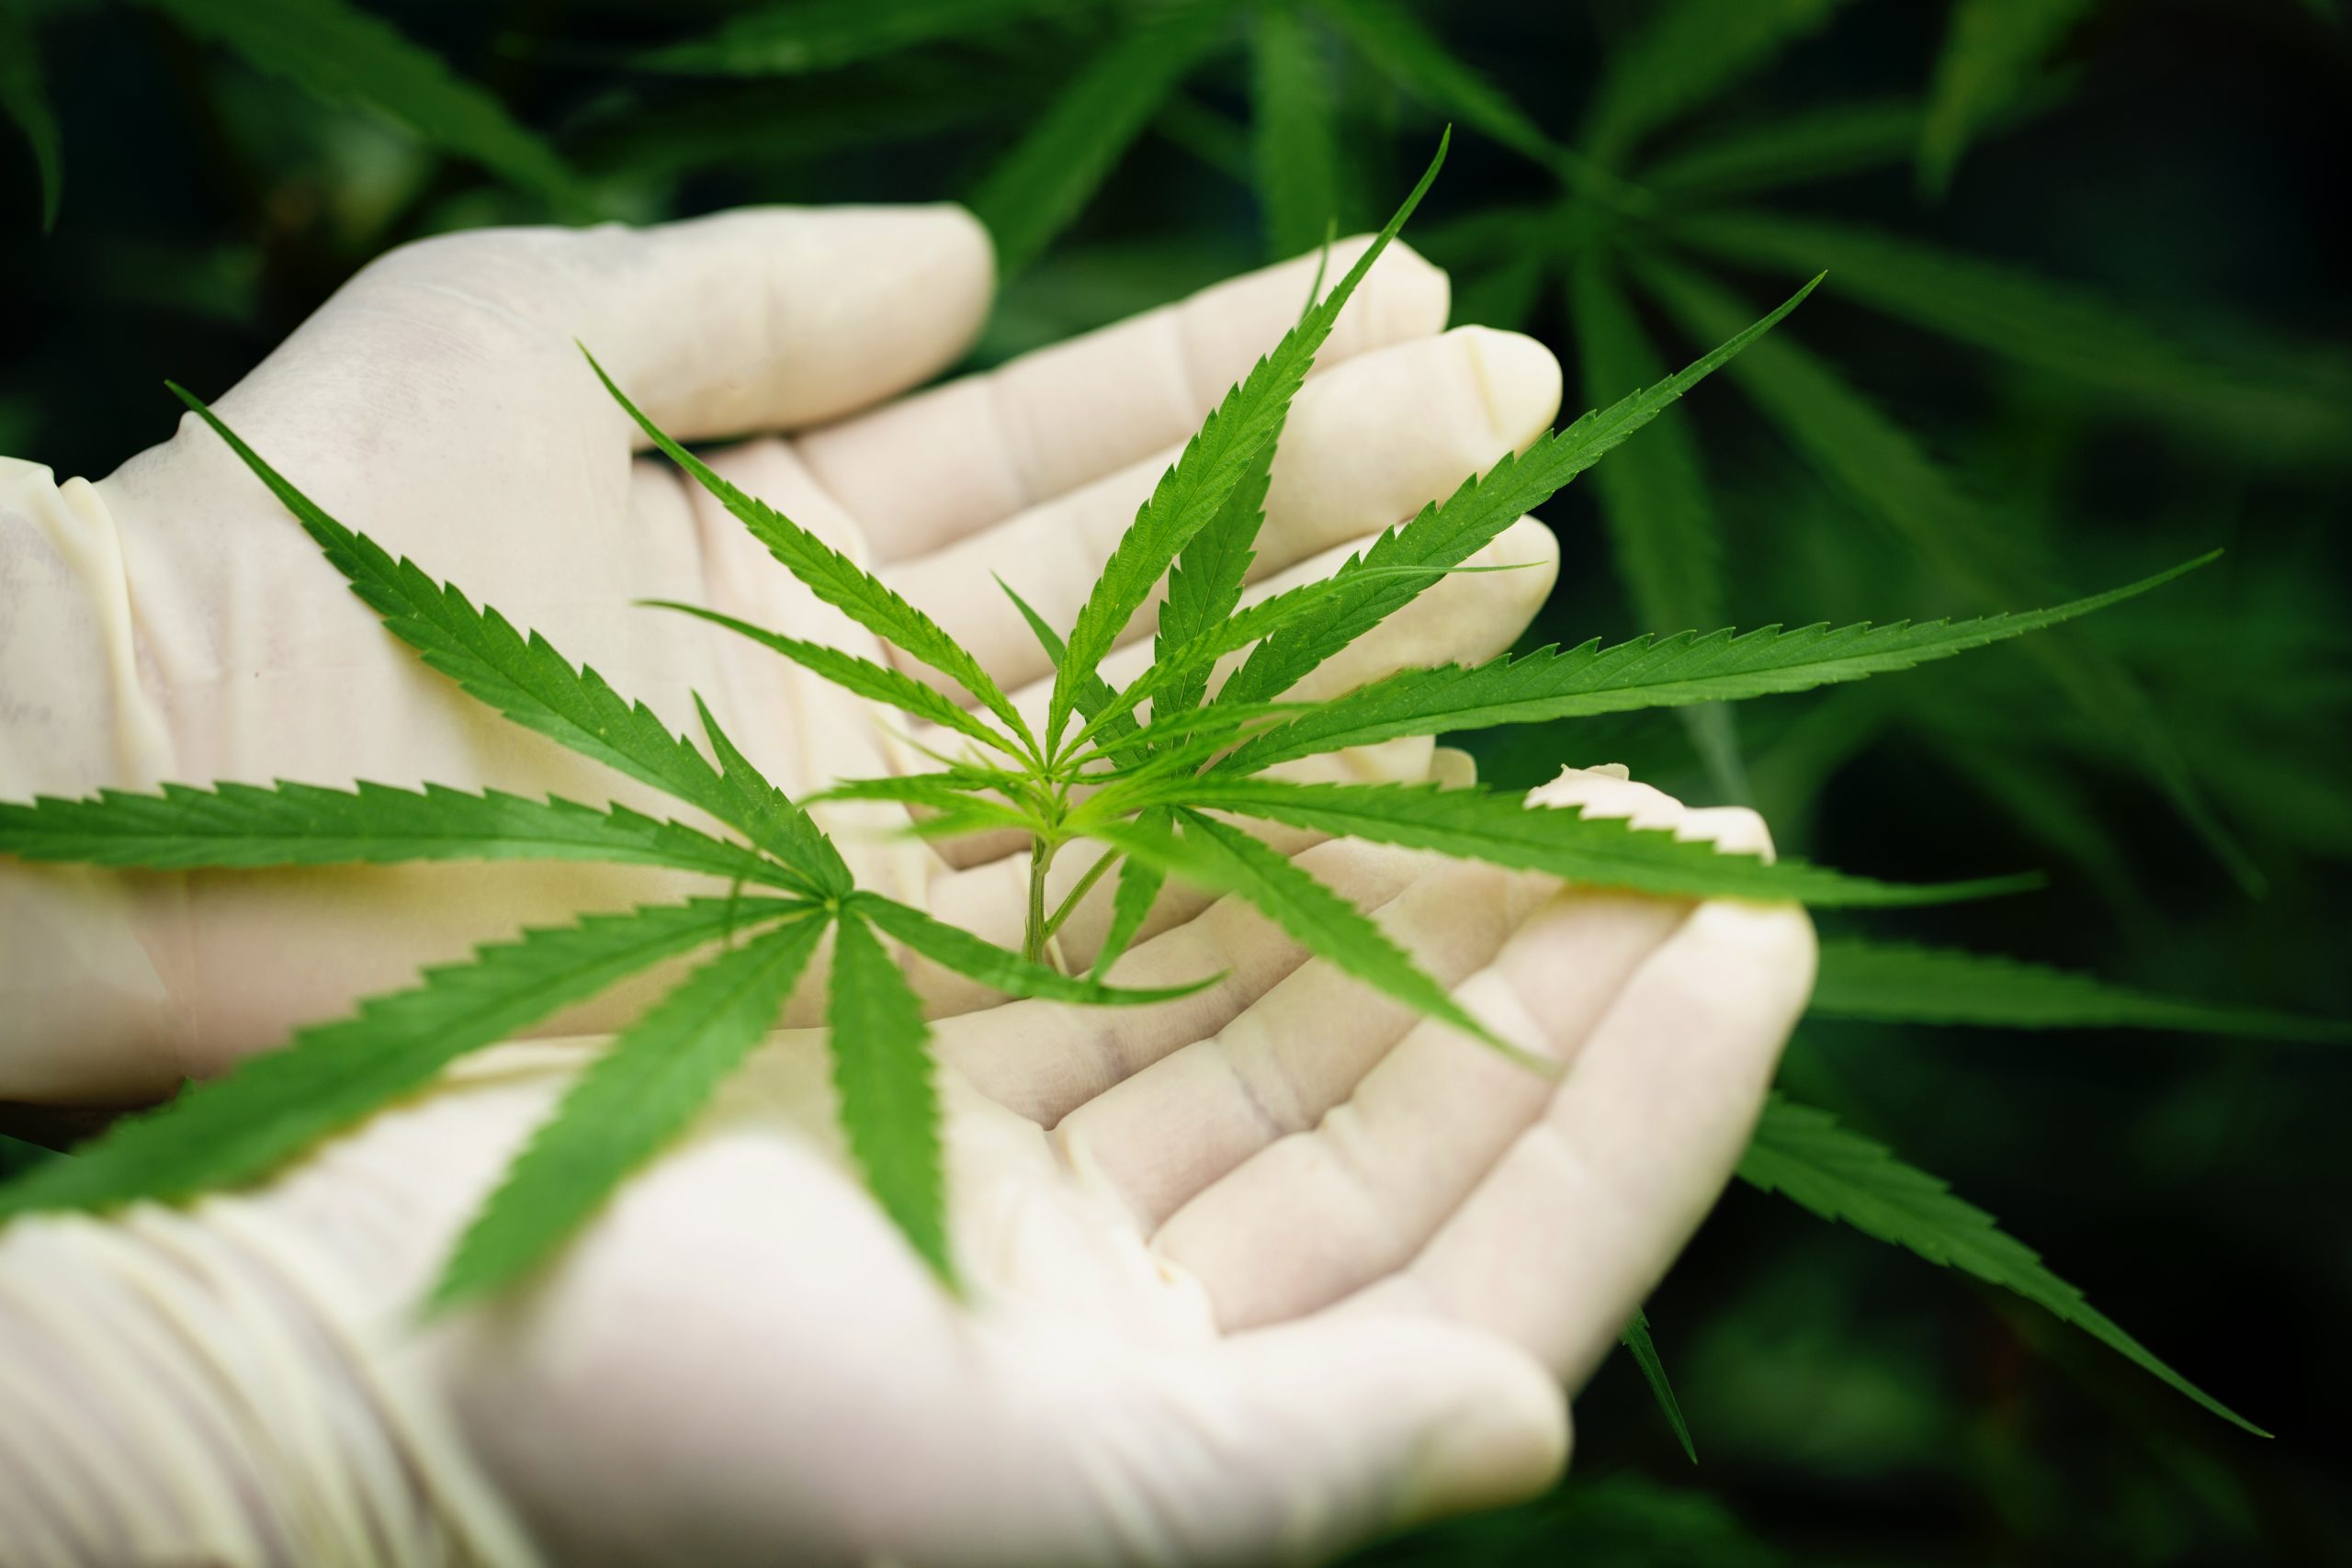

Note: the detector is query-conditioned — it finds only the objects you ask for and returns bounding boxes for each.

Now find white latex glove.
[0,204,1565,1103]
[0,766,1814,1567]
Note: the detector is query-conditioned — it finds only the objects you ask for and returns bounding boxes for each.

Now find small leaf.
[1216,556,2216,773]
[1578,0,1860,168]
[851,893,1217,1005]
[828,909,955,1283]
[590,354,1039,761]
[1096,808,1548,1069]
[432,913,830,1309]
[168,387,833,890]
[1622,1310,1698,1463]
[968,0,1237,276]
[1111,777,2039,908]
[1741,1096,2267,1434]
[640,0,1088,77]
[0,8,62,232]
[1917,0,2098,197]
[1250,5,1344,260]
[1810,939,2351,1042]
[1047,130,1450,746]
[132,0,587,210]
[1089,811,1170,979]
[688,696,855,895]
[0,777,799,889]
[1215,275,1821,711]
[0,898,792,1220]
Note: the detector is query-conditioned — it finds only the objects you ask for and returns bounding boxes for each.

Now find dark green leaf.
[1623,1310,1698,1463]
[641,0,1090,76]
[1250,6,1344,260]
[1918,0,2098,196]
[1579,0,1860,168]
[0,9,62,231]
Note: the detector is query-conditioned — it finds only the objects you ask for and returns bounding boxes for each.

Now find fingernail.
[1460,328,1563,449]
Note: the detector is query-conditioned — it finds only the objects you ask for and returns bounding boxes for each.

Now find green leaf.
[1627,256,2266,896]
[1741,1096,2267,1435]
[0,778,799,889]
[998,574,1143,767]
[1216,556,2217,773]
[1810,939,2351,1043]
[1641,96,1922,200]
[132,0,587,210]
[1089,811,1170,979]
[1046,131,1450,746]
[0,897,791,1220]
[431,913,830,1309]
[1917,0,2098,197]
[1112,777,2039,908]
[1570,249,1742,797]
[646,600,1023,763]
[1215,275,1821,711]
[1250,6,1344,260]
[0,8,62,232]
[588,353,1038,761]
[828,910,955,1283]
[1623,1310,1698,1463]
[1578,0,1860,168]
[1313,0,1558,166]
[850,893,1218,1006]
[640,0,1089,76]
[689,696,855,895]
[1665,209,2352,466]
[1095,808,1547,1069]
[968,0,1237,276]
[167,387,837,890]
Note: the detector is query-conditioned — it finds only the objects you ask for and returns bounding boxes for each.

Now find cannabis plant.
[0,141,2300,1469]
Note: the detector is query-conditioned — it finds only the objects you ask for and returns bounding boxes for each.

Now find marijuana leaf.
[1622,1309,1698,1464]
[433,911,832,1309]
[1809,940,2351,1043]
[1741,1096,2266,1435]
[1917,0,2097,197]
[828,908,955,1283]
[641,0,1086,77]
[0,7,61,232]
[1250,5,1344,259]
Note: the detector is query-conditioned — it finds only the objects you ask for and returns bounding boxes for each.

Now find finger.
[931,838,1438,1127]
[1380,897,1815,1387]
[1147,800,1781,1330]
[794,236,1451,563]
[1107,1313,1565,1562]
[558,205,996,438]
[880,326,1561,685]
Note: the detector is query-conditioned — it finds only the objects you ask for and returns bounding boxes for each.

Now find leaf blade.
[828,910,955,1283]
[1622,1310,1698,1463]
[852,893,1217,1006]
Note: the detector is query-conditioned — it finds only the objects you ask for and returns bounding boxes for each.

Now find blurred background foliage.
[4,0,2349,1561]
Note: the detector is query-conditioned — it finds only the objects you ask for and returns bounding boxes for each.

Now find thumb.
[566,205,995,439]
[1129,1313,1568,1562]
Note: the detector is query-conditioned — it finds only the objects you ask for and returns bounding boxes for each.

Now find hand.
[0,205,1566,1102]
[30,766,1801,1566]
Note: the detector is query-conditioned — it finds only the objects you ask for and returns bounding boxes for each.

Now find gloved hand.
[0,206,1816,1567]
[0,205,1568,1104]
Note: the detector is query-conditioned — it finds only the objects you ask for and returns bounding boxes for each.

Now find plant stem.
[1023,836,1056,967]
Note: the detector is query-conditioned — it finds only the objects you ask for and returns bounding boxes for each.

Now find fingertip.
[1456,326,1563,450]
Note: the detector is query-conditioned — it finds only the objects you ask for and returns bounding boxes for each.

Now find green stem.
[1023,837,1057,966]
[1042,845,1122,943]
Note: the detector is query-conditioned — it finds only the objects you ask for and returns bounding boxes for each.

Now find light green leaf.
[851,893,1217,1006]
[1215,275,1821,711]
[1810,939,2350,1042]
[647,600,1023,762]
[969,0,1236,276]
[641,0,1089,76]
[1741,1096,2266,1434]
[1623,1309,1698,1463]
[1096,808,1545,1068]
[133,0,586,209]
[0,897,792,1220]
[688,696,855,895]
[1627,256,2265,895]
[1216,556,2216,773]
[589,354,1038,761]
[1666,209,2352,466]
[999,574,1143,766]
[1570,249,1742,797]
[1578,0,1860,168]
[1917,0,2098,197]
[828,910,955,1283]
[1046,132,1448,745]
[1250,6,1343,260]
[1313,0,1557,165]
[0,8,62,232]
[431,913,830,1309]
[1114,777,2038,908]
[167,387,833,888]
[1088,810,1169,980]
[0,778,798,889]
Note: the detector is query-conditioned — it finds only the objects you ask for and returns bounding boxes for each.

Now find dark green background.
[3,1,2347,1562]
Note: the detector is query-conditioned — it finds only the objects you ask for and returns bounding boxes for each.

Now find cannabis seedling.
[0,140,2212,1338]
